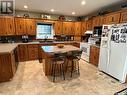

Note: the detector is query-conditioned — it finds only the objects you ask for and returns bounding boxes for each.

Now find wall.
[80,1,127,20]
[15,10,78,21]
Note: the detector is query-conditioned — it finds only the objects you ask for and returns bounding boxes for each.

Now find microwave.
[93,26,102,37]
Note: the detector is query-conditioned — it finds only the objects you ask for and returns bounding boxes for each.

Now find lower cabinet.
[27,45,38,60]
[89,45,100,66]
[18,44,28,62]
[18,44,39,62]
[0,48,18,82]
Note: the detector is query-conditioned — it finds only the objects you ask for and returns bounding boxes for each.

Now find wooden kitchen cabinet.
[54,21,63,35]
[86,19,93,30]
[120,9,127,23]
[0,16,15,36]
[81,21,86,35]
[74,22,81,35]
[105,12,121,24]
[25,19,36,35]
[0,48,18,82]
[15,18,26,35]
[63,22,75,35]
[15,18,36,35]
[89,45,100,66]
[18,44,28,62]
[27,45,39,60]
[92,16,102,29]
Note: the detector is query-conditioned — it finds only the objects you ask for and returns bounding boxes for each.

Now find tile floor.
[0,60,127,95]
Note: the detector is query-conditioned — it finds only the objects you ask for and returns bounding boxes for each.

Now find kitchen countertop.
[0,43,18,54]
[0,41,79,54]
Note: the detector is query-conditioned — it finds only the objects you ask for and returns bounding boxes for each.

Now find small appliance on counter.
[21,35,29,43]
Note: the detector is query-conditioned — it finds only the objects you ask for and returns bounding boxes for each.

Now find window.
[36,23,54,39]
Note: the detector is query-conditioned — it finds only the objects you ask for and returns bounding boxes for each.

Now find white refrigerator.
[98,23,127,83]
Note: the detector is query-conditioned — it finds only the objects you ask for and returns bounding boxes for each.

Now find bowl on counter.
[57,44,64,48]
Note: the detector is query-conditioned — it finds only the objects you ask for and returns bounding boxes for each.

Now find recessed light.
[51,9,54,12]
[81,1,86,5]
[72,12,76,15]
[24,5,28,9]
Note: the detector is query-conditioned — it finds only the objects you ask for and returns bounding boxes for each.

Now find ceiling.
[15,0,125,16]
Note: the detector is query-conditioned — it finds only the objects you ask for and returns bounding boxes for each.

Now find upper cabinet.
[15,18,36,35]
[74,22,81,35]
[105,12,121,24]
[86,19,93,30]
[0,16,15,36]
[25,19,36,35]
[15,18,26,35]
[120,9,127,23]
[63,22,75,35]
[54,21,63,35]
[92,16,102,29]
[81,21,86,35]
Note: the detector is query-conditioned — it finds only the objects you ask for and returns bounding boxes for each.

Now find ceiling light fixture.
[24,5,28,9]
[72,12,76,15]
[51,9,54,12]
[81,1,86,5]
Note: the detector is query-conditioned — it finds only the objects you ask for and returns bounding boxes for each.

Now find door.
[15,18,26,35]
[107,24,127,82]
[25,19,36,35]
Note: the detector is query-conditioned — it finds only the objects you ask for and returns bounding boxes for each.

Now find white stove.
[80,42,92,62]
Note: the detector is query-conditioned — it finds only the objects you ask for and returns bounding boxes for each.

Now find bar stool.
[51,52,67,82]
[66,50,82,77]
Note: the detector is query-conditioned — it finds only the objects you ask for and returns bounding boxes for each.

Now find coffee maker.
[21,34,29,43]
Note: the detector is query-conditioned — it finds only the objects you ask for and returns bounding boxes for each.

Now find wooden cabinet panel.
[18,45,28,62]
[0,16,15,36]
[120,9,127,23]
[28,45,38,60]
[15,18,26,35]
[92,16,102,29]
[25,19,36,35]
[86,19,93,30]
[106,12,120,24]
[54,21,63,35]
[81,21,86,35]
[89,46,100,66]
[74,22,81,35]
[0,48,18,82]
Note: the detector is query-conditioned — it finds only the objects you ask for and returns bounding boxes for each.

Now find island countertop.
[0,43,18,54]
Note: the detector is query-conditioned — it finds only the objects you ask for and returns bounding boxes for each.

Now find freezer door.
[98,47,109,72]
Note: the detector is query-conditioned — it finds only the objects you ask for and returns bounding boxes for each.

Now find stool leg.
[53,62,56,82]
[71,60,74,78]
[77,61,80,75]
[62,64,65,80]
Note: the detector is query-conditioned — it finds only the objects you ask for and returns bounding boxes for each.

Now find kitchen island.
[41,45,80,76]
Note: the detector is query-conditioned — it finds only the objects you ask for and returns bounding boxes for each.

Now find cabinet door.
[0,17,15,36]
[92,16,101,29]
[68,22,75,35]
[0,17,6,36]
[15,18,26,35]
[74,22,81,35]
[86,19,93,30]
[90,46,100,66]
[106,12,120,24]
[18,45,28,62]
[25,19,36,35]
[54,21,63,35]
[63,22,68,35]
[28,45,38,60]
[5,17,15,35]
[120,10,127,23]
[81,21,86,35]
